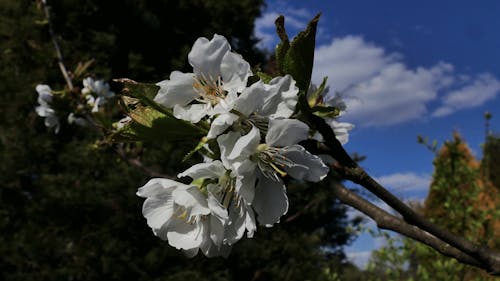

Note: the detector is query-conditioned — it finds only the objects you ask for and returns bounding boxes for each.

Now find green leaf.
[109,102,206,143]
[274,15,290,76]
[114,78,170,115]
[274,14,320,92]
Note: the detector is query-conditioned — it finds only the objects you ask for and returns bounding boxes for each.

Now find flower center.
[192,74,226,105]
[256,146,297,181]
[174,205,198,224]
[217,172,236,208]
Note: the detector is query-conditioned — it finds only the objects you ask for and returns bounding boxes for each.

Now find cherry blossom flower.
[154,34,252,123]
[82,77,114,112]
[178,160,257,245]
[35,84,60,133]
[207,74,298,139]
[137,178,229,257]
[217,119,329,226]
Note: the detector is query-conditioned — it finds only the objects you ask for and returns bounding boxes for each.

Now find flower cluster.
[136,34,352,257]
[35,84,60,133]
[34,77,114,132]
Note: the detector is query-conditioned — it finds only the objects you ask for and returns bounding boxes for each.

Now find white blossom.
[217,119,329,226]
[82,77,114,113]
[67,113,88,127]
[35,84,60,133]
[154,34,252,123]
[137,178,230,257]
[178,160,257,245]
[308,83,354,145]
[207,75,298,139]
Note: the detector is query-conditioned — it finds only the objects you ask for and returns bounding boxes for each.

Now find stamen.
[192,73,226,105]
[256,146,306,181]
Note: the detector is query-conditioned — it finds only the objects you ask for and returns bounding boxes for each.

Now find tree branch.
[40,0,74,90]
[331,183,482,268]
[115,144,174,179]
[304,112,500,274]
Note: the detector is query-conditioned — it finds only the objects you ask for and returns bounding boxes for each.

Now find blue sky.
[255,0,500,268]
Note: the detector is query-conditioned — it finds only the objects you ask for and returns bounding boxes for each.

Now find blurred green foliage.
[0,1,361,280]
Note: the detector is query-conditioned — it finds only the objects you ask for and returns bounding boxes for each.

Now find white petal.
[208,198,227,247]
[259,75,298,118]
[265,119,309,147]
[226,200,256,241]
[142,196,174,230]
[330,120,354,145]
[35,105,54,117]
[136,178,181,198]
[244,205,257,238]
[233,159,257,203]
[221,51,252,93]
[154,71,198,108]
[166,219,205,250]
[91,97,101,112]
[226,201,246,245]
[233,81,266,116]
[210,91,238,116]
[178,160,226,180]
[200,239,218,257]
[173,103,210,123]
[252,175,288,227]
[318,154,335,165]
[227,126,260,161]
[207,113,238,139]
[36,84,53,104]
[282,145,329,182]
[183,247,199,258]
[217,131,241,168]
[172,186,210,217]
[45,115,60,133]
[188,34,230,79]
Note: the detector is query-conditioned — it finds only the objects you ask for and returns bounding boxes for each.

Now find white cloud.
[376,172,431,193]
[254,5,312,50]
[346,250,372,269]
[254,12,281,49]
[312,36,500,127]
[432,73,500,117]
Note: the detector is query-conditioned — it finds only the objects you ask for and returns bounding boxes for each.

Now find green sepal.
[182,137,208,162]
[311,105,341,118]
[256,71,273,83]
[308,76,328,107]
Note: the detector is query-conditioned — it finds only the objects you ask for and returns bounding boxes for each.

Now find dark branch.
[115,144,174,179]
[331,183,482,268]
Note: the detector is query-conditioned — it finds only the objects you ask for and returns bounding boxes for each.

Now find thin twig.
[40,0,74,90]
[115,144,174,179]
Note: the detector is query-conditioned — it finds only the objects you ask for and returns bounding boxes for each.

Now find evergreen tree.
[0,1,359,280]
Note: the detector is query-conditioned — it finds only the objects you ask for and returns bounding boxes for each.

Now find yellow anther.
[269,162,287,177]
[177,209,188,221]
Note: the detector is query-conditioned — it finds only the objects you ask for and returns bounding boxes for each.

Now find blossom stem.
[40,1,74,91]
